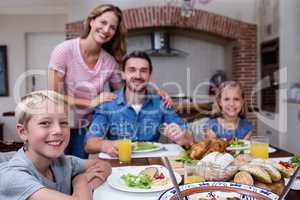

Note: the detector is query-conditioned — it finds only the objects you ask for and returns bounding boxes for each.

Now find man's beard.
[126,78,147,93]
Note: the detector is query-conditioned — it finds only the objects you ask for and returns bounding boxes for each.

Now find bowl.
[158,181,279,200]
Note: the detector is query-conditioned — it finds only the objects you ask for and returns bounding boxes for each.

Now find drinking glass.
[118,133,132,164]
[250,136,269,159]
[184,161,205,184]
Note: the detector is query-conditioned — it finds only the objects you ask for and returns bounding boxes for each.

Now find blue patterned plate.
[158,181,279,200]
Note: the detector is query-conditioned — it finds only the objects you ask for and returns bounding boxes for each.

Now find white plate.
[226,139,251,151]
[268,146,277,153]
[107,165,182,193]
[132,142,164,153]
[270,157,300,190]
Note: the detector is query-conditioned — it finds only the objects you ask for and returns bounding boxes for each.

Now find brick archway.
[66,6,257,131]
[66,6,257,105]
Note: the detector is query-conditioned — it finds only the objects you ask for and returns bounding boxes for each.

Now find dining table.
[93,145,300,200]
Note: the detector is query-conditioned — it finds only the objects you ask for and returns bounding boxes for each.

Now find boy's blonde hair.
[81,4,127,64]
[211,81,248,118]
[15,90,67,126]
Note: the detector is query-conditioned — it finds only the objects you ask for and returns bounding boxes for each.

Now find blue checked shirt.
[85,88,187,142]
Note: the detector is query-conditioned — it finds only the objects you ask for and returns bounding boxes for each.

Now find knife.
[163,157,187,200]
[278,164,300,200]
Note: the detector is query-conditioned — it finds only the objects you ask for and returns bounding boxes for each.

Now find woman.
[48,4,171,158]
[48,4,127,158]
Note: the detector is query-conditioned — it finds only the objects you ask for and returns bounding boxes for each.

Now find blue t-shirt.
[203,118,253,139]
[85,88,187,142]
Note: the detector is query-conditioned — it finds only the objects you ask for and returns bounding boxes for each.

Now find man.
[84,50,193,156]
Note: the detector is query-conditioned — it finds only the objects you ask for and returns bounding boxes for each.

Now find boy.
[0,90,111,200]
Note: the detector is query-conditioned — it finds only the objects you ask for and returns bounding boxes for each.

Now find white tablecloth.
[98,143,183,159]
[93,181,164,200]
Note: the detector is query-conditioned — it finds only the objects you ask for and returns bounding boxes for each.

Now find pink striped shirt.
[48,38,121,128]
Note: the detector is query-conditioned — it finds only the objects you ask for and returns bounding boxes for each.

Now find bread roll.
[234,171,254,185]
[234,154,254,166]
[251,162,281,182]
[239,165,272,184]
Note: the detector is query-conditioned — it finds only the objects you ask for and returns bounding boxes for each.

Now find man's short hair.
[122,50,152,73]
[15,90,67,126]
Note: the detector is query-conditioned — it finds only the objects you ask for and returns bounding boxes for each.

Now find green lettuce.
[135,142,158,151]
[121,173,152,189]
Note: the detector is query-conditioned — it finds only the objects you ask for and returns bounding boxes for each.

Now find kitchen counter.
[174,102,213,122]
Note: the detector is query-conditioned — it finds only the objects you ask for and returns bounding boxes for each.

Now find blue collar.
[115,87,155,107]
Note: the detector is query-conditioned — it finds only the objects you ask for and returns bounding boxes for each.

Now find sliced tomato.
[154,172,165,179]
[279,161,292,169]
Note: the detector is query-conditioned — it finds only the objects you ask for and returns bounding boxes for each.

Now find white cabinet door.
[257,117,280,147]
[287,103,300,154]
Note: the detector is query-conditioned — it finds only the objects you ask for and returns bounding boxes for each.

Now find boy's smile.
[22,100,70,160]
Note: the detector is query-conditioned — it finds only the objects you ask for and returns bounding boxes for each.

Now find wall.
[259,0,279,41]
[280,0,300,153]
[127,31,229,97]
[280,0,300,84]
[0,14,66,141]
[67,0,257,24]
[256,0,300,152]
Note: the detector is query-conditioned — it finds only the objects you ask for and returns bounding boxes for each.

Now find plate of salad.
[226,138,250,151]
[107,165,182,193]
[132,142,164,153]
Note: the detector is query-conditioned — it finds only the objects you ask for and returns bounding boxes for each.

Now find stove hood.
[145,32,188,57]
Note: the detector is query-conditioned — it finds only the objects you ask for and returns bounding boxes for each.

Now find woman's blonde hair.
[15,90,67,127]
[81,4,127,64]
[211,81,248,118]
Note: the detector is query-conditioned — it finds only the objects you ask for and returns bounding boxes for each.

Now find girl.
[48,4,172,158]
[204,81,253,140]
[0,90,111,200]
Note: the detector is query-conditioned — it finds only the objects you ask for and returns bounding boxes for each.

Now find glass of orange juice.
[118,133,132,164]
[250,136,269,159]
[184,161,205,184]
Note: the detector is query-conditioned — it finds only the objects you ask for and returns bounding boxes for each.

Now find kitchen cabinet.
[257,115,280,147]
[286,103,300,154]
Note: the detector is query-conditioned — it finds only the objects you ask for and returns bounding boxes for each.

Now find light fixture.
[145,31,188,57]
[181,0,194,17]
[180,0,214,17]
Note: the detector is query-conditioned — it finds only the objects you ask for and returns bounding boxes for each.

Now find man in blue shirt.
[84,51,193,156]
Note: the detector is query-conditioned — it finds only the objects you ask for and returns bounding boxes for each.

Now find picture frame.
[0,45,9,96]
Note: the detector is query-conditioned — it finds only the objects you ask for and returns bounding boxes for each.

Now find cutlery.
[278,164,300,200]
[163,157,187,200]
[161,146,168,151]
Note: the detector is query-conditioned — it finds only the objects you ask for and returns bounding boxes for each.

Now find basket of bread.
[192,152,299,195]
[196,152,238,181]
